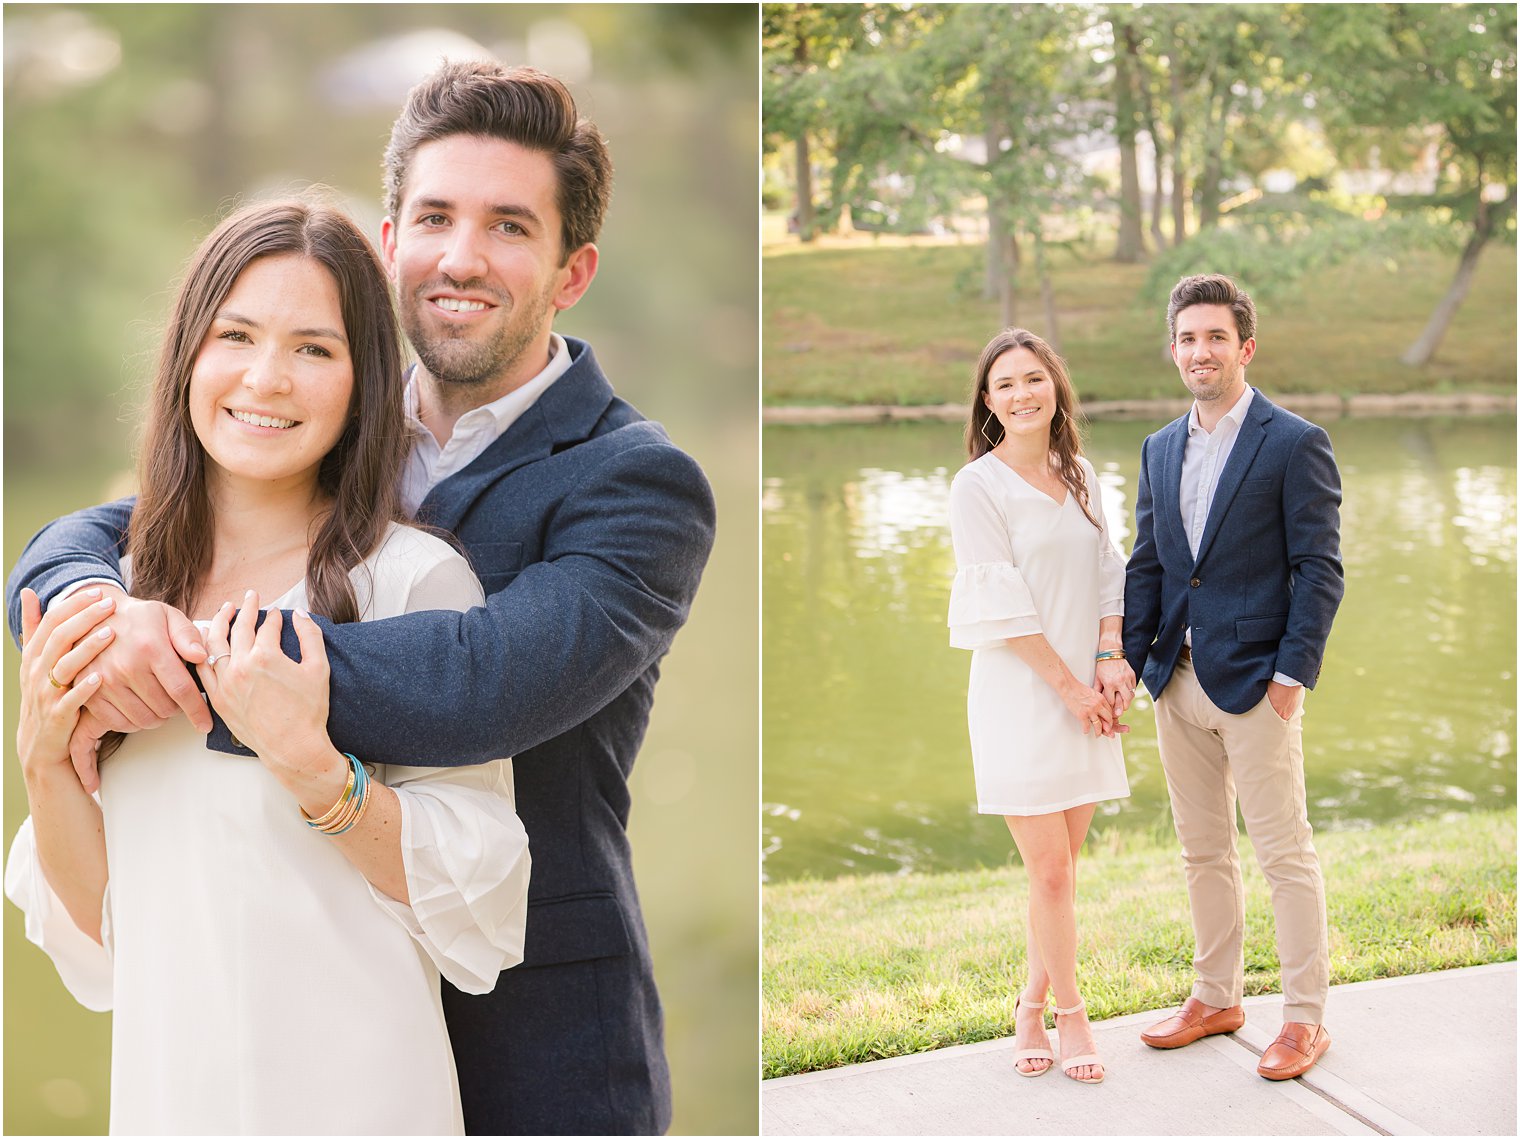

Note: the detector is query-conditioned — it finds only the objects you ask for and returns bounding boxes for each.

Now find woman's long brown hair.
[963,327,1101,530]
[127,199,410,624]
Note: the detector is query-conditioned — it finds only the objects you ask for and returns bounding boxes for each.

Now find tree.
[1303,3,1517,365]
[1110,6,1147,261]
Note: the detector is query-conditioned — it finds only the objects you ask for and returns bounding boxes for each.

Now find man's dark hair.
[383,60,612,263]
[1166,273,1257,344]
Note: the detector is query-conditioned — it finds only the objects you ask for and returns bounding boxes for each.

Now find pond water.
[762,415,1516,882]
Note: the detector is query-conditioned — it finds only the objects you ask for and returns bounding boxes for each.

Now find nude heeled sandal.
[1052,998,1105,1084]
[1011,993,1055,1076]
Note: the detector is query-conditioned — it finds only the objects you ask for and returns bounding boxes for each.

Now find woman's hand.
[1059,677,1128,737]
[19,588,115,779]
[199,592,347,807]
[17,588,116,783]
[1095,658,1137,718]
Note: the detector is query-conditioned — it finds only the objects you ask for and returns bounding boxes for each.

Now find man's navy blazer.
[1122,388,1343,715]
[7,337,717,1135]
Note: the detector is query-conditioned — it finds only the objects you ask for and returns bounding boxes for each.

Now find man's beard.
[400,279,555,389]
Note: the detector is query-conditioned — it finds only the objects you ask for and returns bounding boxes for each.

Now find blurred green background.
[3,5,758,1134]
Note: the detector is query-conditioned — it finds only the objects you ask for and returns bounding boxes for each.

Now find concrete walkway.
[762,962,1516,1136]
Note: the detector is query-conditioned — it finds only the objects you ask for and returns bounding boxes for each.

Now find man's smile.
[432,297,492,313]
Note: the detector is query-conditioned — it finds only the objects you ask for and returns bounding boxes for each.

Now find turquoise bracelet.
[304,752,370,836]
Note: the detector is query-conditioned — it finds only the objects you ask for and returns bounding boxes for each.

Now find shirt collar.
[404,331,571,436]
[1187,383,1253,437]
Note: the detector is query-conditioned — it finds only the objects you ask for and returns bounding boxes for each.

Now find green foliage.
[1141,196,1464,307]
[1304,3,1517,195]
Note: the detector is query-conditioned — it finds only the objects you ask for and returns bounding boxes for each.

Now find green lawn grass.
[762,237,1518,405]
[762,808,1516,1077]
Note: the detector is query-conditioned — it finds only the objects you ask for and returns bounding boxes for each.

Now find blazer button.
[1190,577,1201,588]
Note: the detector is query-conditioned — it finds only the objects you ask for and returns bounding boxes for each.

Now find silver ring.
[205,653,229,668]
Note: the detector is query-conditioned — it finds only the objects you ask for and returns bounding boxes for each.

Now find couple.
[5,60,713,1135]
[948,275,1343,1085]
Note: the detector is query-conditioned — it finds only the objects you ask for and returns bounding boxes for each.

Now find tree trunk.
[1197,82,1227,230]
[1113,15,1146,262]
[984,125,1007,298]
[1401,196,1507,366]
[793,33,816,242]
[1131,23,1168,251]
[795,133,815,242]
[995,206,1020,328]
[1034,231,1060,353]
[1167,31,1187,244]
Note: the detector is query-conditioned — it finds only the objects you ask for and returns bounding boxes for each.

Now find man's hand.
[1266,679,1304,722]
[71,585,210,734]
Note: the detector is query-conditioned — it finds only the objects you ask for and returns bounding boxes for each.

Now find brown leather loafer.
[1257,1022,1330,1080]
[1139,996,1246,1049]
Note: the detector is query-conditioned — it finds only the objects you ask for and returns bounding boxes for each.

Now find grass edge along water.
[762,807,1516,1078]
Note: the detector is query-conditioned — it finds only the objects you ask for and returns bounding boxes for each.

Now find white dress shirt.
[401,331,572,515]
[1179,385,1300,686]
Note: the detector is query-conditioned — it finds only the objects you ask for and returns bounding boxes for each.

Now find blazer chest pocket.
[1238,477,1274,496]
[1236,613,1289,642]
[470,540,524,596]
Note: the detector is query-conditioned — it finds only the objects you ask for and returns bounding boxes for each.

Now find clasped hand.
[1063,658,1137,738]
[199,593,346,802]
[1094,657,1137,719]
[52,586,212,790]
[28,585,340,800]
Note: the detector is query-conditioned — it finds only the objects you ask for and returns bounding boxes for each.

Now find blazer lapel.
[1159,415,1191,555]
[1192,388,1272,568]
[417,337,616,531]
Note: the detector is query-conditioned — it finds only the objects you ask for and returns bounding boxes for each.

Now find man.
[6,61,714,1134]
[1122,273,1343,1081]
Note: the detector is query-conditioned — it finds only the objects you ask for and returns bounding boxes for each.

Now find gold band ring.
[47,667,66,689]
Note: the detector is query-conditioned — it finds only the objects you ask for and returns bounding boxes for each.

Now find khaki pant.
[1154,658,1330,1023]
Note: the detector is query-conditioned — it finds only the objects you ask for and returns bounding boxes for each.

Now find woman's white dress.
[5,524,530,1135]
[948,453,1131,815]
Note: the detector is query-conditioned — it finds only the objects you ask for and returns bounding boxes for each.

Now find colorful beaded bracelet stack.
[1094,649,1126,662]
[301,753,372,836]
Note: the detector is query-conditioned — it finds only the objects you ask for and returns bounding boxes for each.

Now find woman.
[5,201,529,1134]
[947,328,1134,1085]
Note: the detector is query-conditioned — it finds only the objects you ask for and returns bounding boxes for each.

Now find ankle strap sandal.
[1053,999,1105,1085]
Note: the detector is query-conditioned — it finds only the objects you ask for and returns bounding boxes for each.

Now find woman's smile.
[188,253,354,495]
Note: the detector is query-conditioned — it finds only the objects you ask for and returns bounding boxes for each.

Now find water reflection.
[763,416,1517,882]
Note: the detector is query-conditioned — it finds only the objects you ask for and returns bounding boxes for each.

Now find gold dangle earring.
[980,411,1005,448]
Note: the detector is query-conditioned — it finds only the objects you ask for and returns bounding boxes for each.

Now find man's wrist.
[1270,672,1303,688]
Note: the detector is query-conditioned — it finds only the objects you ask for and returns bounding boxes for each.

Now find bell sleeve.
[357,529,531,994]
[4,814,115,1011]
[947,467,1043,649]
[364,760,530,995]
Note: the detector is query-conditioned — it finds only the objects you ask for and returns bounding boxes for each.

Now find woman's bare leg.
[1007,805,1103,1081]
